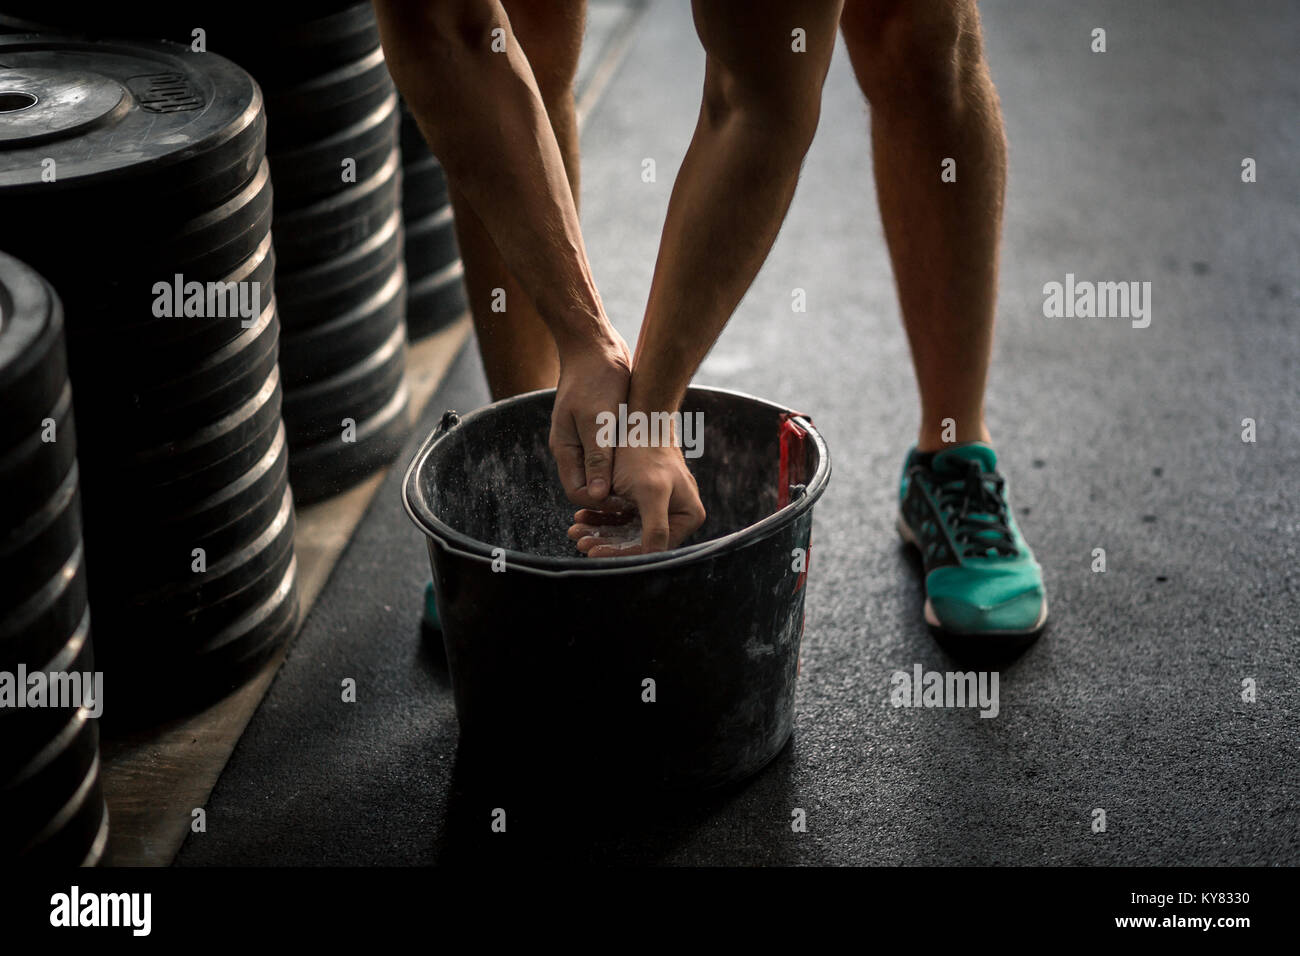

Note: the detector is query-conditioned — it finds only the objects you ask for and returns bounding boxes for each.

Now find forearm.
[629,110,810,414]
[629,0,839,414]
[373,0,611,352]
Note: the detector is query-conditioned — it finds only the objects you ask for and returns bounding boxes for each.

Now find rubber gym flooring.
[177,0,1299,865]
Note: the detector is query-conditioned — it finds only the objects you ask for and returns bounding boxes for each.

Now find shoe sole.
[896,513,1048,639]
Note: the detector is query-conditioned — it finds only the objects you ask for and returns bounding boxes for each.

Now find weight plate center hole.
[0,91,38,113]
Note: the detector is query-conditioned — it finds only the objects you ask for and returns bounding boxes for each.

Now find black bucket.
[402,386,830,789]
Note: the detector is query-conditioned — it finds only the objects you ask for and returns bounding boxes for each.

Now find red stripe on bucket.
[779,413,812,658]
[778,413,809,509]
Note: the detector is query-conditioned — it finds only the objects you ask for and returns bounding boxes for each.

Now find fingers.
[552,437,589,503]
[575,527,644,556]
[578,417,613,502]
[633,483,672,555]
[568,474,706,558]
[551,405,624,509]
[567,507,638,556]
[669,495,707,549]
[571,504,636,526]
[549,428,608,510]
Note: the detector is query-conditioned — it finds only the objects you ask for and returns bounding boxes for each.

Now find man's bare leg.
[842,2,1047,639]
[841,0,1004,451]
[449,1,585,399]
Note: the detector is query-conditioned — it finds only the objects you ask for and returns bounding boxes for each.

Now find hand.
[549,331,633,509]
[567,441,706,557]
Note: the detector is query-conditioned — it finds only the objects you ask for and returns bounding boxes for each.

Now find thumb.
[579,417,614,501]
[550,419,589,504]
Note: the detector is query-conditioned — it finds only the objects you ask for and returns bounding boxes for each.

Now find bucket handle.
[435,410,461,437]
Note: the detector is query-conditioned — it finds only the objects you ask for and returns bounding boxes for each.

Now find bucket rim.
[401,384,831,578]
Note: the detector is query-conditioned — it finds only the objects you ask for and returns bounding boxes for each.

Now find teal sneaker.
[422,580,441,634]
[897,442,1047,637]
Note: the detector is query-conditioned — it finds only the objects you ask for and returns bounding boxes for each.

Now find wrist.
[626,375,686,416]
[628,344,692,412]
[551,313,617,357]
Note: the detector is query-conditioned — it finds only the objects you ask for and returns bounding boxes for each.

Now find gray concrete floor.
[179,0,1299,865]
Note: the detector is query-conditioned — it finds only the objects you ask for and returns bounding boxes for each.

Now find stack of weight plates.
[0,36,299,714]
[0,252,108,865]
[254,5,411,503]
[0,4,412,503]
[399,101,469,340]
[160,3,409,503]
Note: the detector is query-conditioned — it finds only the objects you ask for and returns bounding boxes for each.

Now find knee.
[701,64,824,159]
[375,0,499,83]
[507,4,583,106]
[842,0,981,110]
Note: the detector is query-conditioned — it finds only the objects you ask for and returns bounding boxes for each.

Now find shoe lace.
[933,460,1019,558]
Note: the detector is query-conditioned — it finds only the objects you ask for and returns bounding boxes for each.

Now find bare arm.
[629,0,841,414]
[374,0,630,505]
[374,0,608,350]
[573,0,841,555]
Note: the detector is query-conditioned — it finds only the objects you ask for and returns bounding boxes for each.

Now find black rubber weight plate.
[108,428,290,598]
[272,145,402,271]
[0,608,94,787]
[21,776,107,867]
[275,207,403,326]
[142,155,275,280]
[121,298,281,429]
[0,36,265,221]
[0,704,100,854]
[279,262,407,385]
[207,3,381,87]
[404,204,459,278]
[0,382,76,533]
[100,553,300,719]
[201,556,299,662]
[288,380,411,504]
[87,491,296,678]
[283,321,406,446]
[155,561,302,721]
[27,157,273,315]
[69,347,278,475]
[401,153,451,220]
[131,422,290,556]
[0,2,378,84]
[70,230,278,373]
[0,460,81,609]
[91,366,284,503]
[112,485,296,632]
[265,45,394,149]
[268,91,398,208]
[0,253,66,451]
[407,260,469,340]
[0,539,89,678]
[73,369,281,564]
[16,752,107,866]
